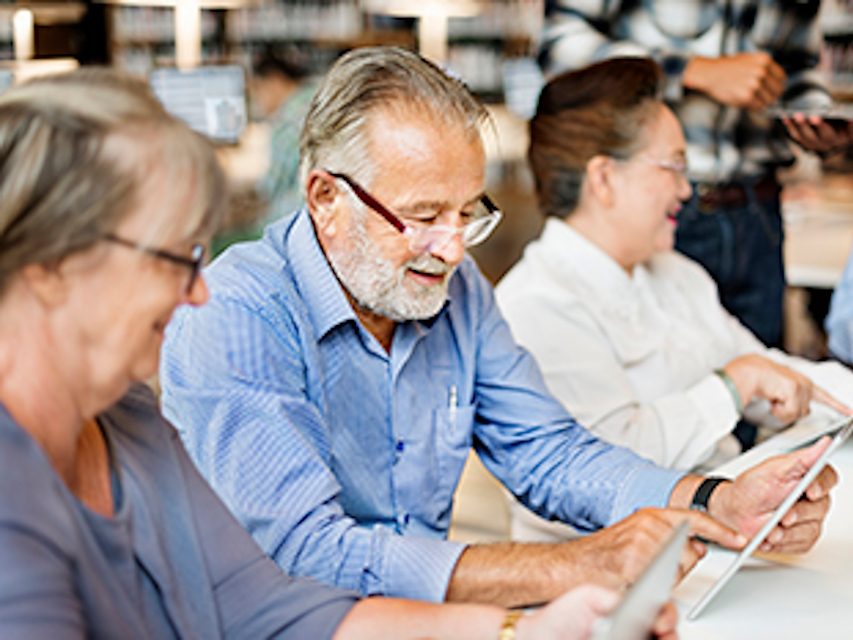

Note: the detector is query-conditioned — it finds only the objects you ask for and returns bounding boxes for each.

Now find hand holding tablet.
[589,521,688,640]
[688,418,853,619]
[765,104,853,152]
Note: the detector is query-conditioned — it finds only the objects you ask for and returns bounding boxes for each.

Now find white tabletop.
[674,415,853,639]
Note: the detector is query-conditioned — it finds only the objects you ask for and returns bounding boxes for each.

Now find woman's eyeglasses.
[104,233,204,294]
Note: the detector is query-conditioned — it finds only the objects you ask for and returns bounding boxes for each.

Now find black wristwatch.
[690,477,730,514]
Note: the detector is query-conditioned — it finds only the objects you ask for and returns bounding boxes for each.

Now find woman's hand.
[722,354,851,424]
[517,584,678,640]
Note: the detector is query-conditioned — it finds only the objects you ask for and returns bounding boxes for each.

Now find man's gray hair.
[299,46,489,188]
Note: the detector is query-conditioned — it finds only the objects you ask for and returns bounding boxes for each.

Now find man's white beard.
[327,215,455,322]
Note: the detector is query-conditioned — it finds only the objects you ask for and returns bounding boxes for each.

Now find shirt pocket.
[431,404,476,522]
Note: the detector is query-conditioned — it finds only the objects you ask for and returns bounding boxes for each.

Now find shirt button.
[396,440,405,453]
[399,513,409,527]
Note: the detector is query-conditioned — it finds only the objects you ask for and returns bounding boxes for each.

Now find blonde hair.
[0,67,226,295]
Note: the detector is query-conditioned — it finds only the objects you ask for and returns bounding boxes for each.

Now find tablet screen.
[687,417,853,620]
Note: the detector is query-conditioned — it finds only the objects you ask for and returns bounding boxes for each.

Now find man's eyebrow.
[396,194,486,216]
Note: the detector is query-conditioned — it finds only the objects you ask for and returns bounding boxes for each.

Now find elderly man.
[161,46,836,608]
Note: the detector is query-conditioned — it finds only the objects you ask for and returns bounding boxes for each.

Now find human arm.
[712,293,853,423]
[494,254,747,470]
[444,507,741,607]
[781,113,853,156]
[335,586,677,640]
[0,522,88,639]
[720,353,851,425]
[435,263,744,606]
[681,53,787,111]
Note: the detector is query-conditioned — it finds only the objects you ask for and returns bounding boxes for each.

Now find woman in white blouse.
[497,57,852,480]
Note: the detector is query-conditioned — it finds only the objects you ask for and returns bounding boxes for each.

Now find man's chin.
[362,289,448,322]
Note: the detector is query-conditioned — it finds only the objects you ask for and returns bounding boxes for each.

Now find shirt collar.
[288,208,358,340]
[538,217,637,293]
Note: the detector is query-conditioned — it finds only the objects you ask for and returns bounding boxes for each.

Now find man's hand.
[446,507,743,608]
[782,113,853,155]
[708,437,838,553]
[560,508,745,590]
[682,53,786,110]
[519,585,679,640]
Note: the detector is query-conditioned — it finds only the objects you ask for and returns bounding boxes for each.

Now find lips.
[408,268,446,285]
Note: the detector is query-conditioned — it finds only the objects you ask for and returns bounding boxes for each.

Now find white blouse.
[496,218,853,472]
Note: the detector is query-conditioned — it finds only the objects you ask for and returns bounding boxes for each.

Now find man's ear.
[305,169,341,237]
[19,262,67,307]
[584,154,617,209]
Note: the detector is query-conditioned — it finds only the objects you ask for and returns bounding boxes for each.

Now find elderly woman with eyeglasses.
[496,58,853,509]
[0,68,677,640]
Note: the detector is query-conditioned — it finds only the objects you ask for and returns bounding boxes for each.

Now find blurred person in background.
[496,58,852,541]
[540,0,853,349]
[0,66,665,640]
[252,48,317,225]
[825,246,853,366]
[161,46,837,610]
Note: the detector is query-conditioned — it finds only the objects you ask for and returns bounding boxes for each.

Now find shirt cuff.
[608,463,685,525]
[367,527,467,602]
[688,374,741,435]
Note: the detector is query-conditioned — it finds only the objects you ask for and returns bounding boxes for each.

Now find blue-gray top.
[0,384,358,639]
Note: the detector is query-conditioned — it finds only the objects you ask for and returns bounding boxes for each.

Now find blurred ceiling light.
[364,0,486,64]
[12,9,34,61]
[364,0,484,18]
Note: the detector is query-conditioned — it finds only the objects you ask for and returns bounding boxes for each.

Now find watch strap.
[690,476,730,513]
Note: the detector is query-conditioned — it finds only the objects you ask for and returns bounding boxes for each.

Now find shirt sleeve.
[460,268,685,529]
[0,521,86,639]
[503,292,740,471]
[766,7,832,109]
[170,426,360,639]
[160,295,466,603]
[826,251,853,363]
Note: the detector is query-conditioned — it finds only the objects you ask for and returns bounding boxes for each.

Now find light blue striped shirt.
[160,209,684,602]
[826,249,853,363]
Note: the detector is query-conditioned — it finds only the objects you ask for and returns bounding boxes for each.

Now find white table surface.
[674,413,853,639]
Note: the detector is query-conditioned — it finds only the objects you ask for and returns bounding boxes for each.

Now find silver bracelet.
[714,369,744,415]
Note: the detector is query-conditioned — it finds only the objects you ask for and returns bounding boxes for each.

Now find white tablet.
[764,104,853,127]
[687,417,853,620]
[589,520,688,640]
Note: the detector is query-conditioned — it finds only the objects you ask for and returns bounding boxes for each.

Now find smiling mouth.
[408,268,447,283]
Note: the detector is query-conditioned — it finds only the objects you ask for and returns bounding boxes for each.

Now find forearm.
[668,475,706,511]
[444,540,608,609]
[333,598,506,640]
